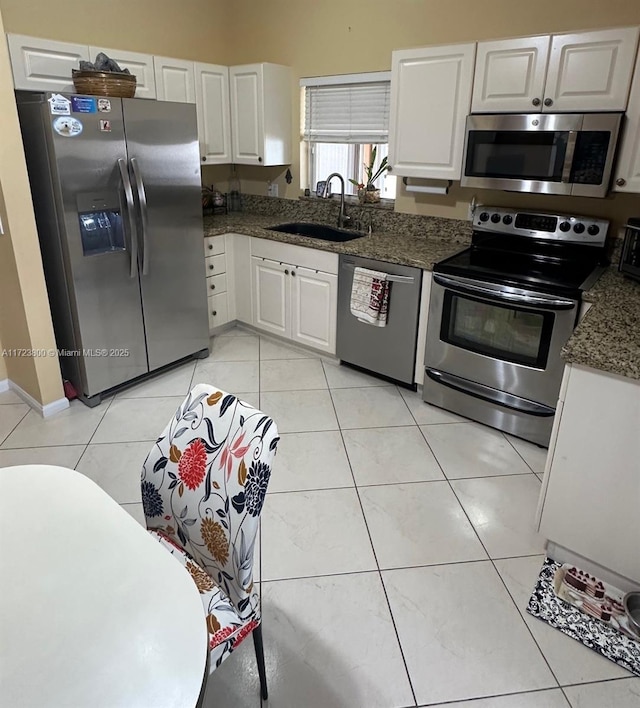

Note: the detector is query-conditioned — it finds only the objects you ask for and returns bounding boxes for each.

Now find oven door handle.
[432,274,576,310]
[425,368,556,417]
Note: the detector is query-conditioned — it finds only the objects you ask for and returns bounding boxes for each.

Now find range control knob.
[573,222,585,234]
[479,211,490,222]
[559,221,571,232]
[502,214,513,225]
[490,213,501,223]
[587,224,600,236]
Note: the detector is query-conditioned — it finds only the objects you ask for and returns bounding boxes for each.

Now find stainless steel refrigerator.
[17,92,209,406]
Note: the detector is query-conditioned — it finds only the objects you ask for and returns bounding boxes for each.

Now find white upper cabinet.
[7,34,89,93]
[472,27,639,113]
[544,27,639,111]
[388,43,476,180]
[471,35,551,113]
[90,47,156,99]
[153,56,196,103]
[194,63,232,165]
[613,47,640,193]
[229,63,292,165]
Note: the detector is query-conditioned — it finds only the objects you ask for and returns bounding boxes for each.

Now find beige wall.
[221,0,640,235]
[0,0,231,63]
[0,335,6,380]
[0,9,63,405]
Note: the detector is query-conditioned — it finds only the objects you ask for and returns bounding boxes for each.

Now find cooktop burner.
[435,207,609,297]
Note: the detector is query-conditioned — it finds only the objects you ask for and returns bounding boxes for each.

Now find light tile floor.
[1,327,637,708]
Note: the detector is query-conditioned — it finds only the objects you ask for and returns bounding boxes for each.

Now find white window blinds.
[302,72,391,144]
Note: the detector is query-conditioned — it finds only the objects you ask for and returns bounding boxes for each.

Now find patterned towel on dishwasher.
[350,267,390,327]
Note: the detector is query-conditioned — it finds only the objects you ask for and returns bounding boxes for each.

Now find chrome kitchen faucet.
[321,173,351,229]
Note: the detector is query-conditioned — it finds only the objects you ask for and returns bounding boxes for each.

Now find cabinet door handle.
[208,244,213,250]
[208,264,214,270]
[210,284,215,290]
[258,156,263,163]
[544,98,553,107]
[532,97,541,106]
[291,270,296,276]
[284,269,289,275]
[202,156,207,162]
[616,178,626,187]
[387,165,393,172]
[212,310,217,316]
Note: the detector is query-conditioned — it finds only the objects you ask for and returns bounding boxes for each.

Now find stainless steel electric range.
[423,207,609,447]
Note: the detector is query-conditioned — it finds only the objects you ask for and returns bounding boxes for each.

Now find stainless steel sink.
[266,222,363,242]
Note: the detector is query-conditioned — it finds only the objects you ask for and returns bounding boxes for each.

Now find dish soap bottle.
[228,166,242,212]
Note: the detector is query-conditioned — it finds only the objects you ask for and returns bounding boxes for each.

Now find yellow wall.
[0,0,231,63]
[0,9,63,405]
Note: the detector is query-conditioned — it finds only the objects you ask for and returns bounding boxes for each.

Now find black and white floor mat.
[527,557,640,677]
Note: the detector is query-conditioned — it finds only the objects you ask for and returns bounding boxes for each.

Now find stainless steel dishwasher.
[337,254,422,387]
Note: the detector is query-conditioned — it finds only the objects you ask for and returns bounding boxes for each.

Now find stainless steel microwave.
[461,113,622,197]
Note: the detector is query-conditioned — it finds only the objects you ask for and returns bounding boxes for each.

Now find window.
[301,73,396,199]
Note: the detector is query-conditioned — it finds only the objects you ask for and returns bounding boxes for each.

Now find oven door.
[425,273,578,408]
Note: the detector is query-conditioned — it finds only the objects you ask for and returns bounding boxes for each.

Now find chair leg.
[252,624,268,700]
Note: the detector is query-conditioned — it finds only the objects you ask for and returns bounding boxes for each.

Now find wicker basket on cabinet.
[71,70,136,98]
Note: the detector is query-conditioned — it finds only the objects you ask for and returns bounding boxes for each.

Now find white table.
[0,465,208,708]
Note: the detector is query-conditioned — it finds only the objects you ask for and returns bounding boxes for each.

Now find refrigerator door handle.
[117,158,138,279]
[130,157,150,276]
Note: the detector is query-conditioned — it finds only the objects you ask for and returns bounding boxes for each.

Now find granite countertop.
[202,208,639,382]
[202,213,470,270]
[562,266,640,381]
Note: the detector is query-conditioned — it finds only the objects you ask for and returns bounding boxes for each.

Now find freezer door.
[122,99,209,371]
[47,95,148,396]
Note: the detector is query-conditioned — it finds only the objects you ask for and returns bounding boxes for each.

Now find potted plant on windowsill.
[349,146,389,204]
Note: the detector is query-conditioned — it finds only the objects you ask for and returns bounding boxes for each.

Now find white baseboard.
[0,378,9,393]
[7,380,69,417]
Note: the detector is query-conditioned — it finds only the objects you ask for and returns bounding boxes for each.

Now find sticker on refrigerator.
[52,116,83,137]
[99,119,112,132]
[48,93,71,115]
[71,96,97,113]
[97,98,111,112]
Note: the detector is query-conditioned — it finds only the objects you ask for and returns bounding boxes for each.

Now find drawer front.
[206,272,228,296]
[205,253,226,276]
[208,292,229,330]
[251,237,339,275]
[204,235,225,256]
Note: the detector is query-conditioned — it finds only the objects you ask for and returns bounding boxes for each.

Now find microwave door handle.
[561,131,578,183]
[433,273,575,310]
[117,158,138,278]
[130,157,149,276]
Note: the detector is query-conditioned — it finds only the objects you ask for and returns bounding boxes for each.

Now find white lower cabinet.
[537,364,640,583]
[290,266,337,353]
[251,257,290,338]
[249,239,338,354]
[204,235,232,332]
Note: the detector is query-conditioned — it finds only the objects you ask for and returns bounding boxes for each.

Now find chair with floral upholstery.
[141,383,279,700]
